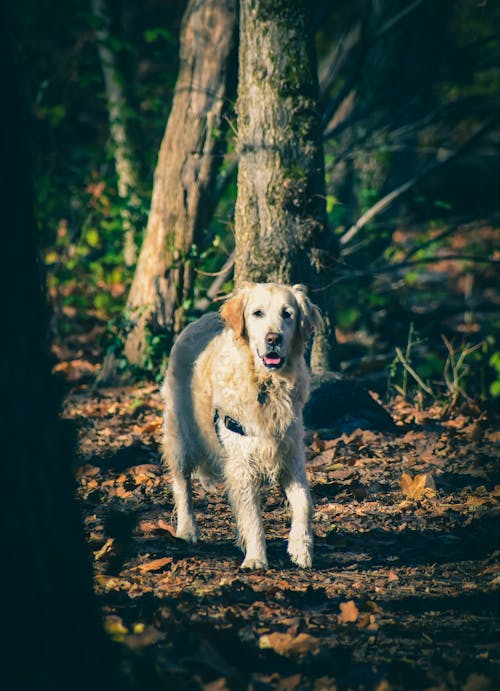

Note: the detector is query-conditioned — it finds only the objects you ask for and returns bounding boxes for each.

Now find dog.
[161,282,321,569]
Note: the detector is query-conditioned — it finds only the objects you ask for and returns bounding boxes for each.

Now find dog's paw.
[176,524,199,543]
[240,556,268,571]
[287,534,313,568]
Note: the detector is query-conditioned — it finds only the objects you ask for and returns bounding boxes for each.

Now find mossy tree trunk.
[121,0,237,368]
[235,0,337,371]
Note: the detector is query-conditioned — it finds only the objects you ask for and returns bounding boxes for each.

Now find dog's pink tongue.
[264,355,281,365]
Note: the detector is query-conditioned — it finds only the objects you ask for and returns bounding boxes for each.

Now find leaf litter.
[65,385,500,690]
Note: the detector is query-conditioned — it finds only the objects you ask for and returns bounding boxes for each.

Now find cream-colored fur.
[161,282,321,569]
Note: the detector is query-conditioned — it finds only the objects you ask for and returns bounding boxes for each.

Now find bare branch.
[339,117,498,247]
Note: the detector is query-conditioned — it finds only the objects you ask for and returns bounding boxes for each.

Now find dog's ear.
[292,284,322,344]
[220,283,253,339]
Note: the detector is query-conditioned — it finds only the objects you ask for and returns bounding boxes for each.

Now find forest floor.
[64,381,500,691]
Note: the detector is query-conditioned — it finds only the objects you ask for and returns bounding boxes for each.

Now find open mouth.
[262,352,285,369]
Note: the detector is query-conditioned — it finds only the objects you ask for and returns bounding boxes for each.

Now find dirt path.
[65,384,500,690]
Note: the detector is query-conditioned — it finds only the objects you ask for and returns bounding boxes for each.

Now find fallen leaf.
[337,600,359,624]
[138,556,173,573]
[399,472,436,500]
[311,434,326,454]
[157,519,177,536]
[94,537,114,561]
[259,632,321,657]
[104,615,128,640]
[139,419,162,434]
[463,422,481,442]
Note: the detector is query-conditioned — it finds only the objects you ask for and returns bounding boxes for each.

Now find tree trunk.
[235,0,337,371]
[92,0,140,267]
[122,0,237,367]
[1,9,116,689]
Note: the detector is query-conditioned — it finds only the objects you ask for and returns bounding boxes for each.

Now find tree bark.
[122,0,237,367]
[235,0,337,371]
[92,0,140,266]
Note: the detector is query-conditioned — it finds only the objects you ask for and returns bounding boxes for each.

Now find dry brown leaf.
[399,472,436,500]
[157,519,177,536]
[337,600,359,624]
[311,433,326,454]
[259,632,321,657]
[138,556,173,573]
[94,537,114,561]
[139,419,162,434]
[463,422,482,442]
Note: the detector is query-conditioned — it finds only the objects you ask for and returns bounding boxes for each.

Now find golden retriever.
[161,282,321,569]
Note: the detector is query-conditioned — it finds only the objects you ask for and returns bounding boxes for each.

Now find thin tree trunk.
[235,0,337,371]
[92,0,139,266]
[122,0,237,367]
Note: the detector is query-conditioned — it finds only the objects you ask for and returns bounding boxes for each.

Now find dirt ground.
[64,382,500,691]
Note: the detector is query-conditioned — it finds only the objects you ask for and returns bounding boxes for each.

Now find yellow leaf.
[399,472,435,500]
[104,615,128,640]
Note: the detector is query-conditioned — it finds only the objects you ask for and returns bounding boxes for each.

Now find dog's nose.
[265,332,282,347]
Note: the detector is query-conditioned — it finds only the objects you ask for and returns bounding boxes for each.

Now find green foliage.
[489,350,500,398]
[11,0,499,392]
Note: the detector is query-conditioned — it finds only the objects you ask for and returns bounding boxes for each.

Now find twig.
[375,0,424,40]
[194,251,235,311]
[340,115,498,246]
[395,347,433,396]
[339,117,498,247]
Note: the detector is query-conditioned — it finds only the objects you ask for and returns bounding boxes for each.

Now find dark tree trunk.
[235,0,338,371]
[121,0,238,368]
[0,10,115,690]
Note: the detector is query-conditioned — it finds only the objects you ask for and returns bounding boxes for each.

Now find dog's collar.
[214,385,268,444]
[257,382,269,405]
[214,409,246,443]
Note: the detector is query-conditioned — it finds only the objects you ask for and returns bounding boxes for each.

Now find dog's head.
[220,282,321,372]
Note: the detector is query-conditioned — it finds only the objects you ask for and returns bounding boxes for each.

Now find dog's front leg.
[226,462,267,570]
[281,462,313,568]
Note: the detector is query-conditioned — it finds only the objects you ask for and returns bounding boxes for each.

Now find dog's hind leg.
[281,462,313,568]
[172,469,199,543]
[164,432,199,543]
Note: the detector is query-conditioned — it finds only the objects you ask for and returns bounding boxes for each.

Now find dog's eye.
[282,309,293,320]
[252,309,264,318]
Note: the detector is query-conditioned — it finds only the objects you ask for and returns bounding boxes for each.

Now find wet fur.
[161,282,321,569]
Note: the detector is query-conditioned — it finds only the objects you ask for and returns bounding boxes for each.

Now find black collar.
[214,409,246,444]
[214,383,268,445]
